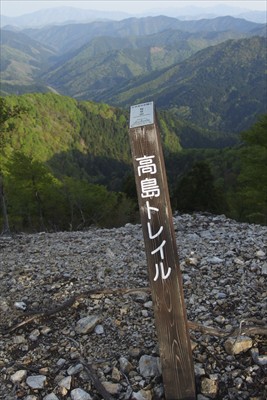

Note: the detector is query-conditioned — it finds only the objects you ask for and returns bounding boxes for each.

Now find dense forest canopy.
[0,93,266,232]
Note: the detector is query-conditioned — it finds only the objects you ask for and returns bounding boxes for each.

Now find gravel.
[0,213,266,399]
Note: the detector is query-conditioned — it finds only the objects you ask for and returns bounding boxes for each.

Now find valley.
[0,12,266,231]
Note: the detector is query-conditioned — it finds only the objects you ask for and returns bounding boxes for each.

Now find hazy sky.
[1,0,267,17]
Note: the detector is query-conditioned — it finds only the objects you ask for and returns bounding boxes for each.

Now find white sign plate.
[130,102,154,128]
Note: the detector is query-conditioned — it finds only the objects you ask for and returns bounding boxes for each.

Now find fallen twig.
[2,287,266,338]
[188,320,267,338]
[1,287,150,334]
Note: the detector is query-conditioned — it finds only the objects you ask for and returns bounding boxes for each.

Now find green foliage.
[173,161,226,214]
[1,93,266,231]
[237,114,267,224]
[0,94,139,232]
[1,93,83,162]
[5,152,61,231]
[0,97,29,234]
[106,37,266,134]
[3,152,135,231]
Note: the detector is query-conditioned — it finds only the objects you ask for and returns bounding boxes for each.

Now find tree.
[237,114,267,224]
[6,152,59,231]
[174,160,225,214]
[0,98,27,234]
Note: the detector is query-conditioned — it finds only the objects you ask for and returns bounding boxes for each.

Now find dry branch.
[1,287,267,337]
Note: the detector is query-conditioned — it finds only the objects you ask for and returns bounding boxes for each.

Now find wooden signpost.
[129,102,196,400]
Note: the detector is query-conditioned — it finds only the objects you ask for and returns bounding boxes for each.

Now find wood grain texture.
[129,113,196,399]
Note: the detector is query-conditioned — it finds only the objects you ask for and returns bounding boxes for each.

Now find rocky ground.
[0,213,266,400]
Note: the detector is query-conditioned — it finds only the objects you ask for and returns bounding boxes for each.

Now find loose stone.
[29,328,40,341]
[119,356,134,374]
[94,324,104,334]
[43,394,60,400]
[139,355,161,378]
[201,377,218,399]
[26,375,47,389]
[224,336,253,355]
[70,388,92,400]
[102,381,121,395]
[10,370,27,383]
[111,366,121,382]
[75,315,101,334]
[14,301,27,310]
[67,363,83,375]
[58,376,72,389]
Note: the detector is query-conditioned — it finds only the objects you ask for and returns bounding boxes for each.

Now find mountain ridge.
[1,5,266,28]
[1,15,266,134]
[99,36,267,132]
[21,15,264,54]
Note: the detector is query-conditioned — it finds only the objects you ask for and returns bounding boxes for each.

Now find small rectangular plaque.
[130,102,154,128]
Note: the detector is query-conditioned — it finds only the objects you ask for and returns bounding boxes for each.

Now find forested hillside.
[1,13,266,232]
[42,30,250,102]
[22,15,263,53]
[1,15,265,133]
[0,93,181,232]
[103,36,267,132]
[0,93,266,233]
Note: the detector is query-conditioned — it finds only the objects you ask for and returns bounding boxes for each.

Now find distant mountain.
[3,15,263,97]
[1,16,266,134]
[172,6,267,23]
[1,6,130,28]
[22,15,264,54]
[1,5,266,28]
[0,29,56,87]
[102,37,267,133]
[42,28,251,101]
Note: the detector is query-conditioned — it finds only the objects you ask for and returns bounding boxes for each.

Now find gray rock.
[70,388,92,400]
[75,315,101,334]
[43,394,60,400]
[251,348,267,366]
[29,328,40,341]
[58,376,72,389]
[139,355,161,378]
[14,301,27,310]
[132,389,152,400]
[256,250,265,258]
[26,375,46,389]
[67,363,83,375]
[260,262,267,275]
[13,335,26,344]
[94,324,104,334]
[131,391,146,400]
[119,356,133,373]
[56,358,66,367]
[207,256,224,264]
[194,364,206,377]
[10,369,27,383]
[102,382,121,395]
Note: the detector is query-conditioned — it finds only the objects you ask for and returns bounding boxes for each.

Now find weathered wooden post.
[129,102,195,400]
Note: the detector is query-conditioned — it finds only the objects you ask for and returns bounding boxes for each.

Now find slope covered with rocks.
[0,213,266,400]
